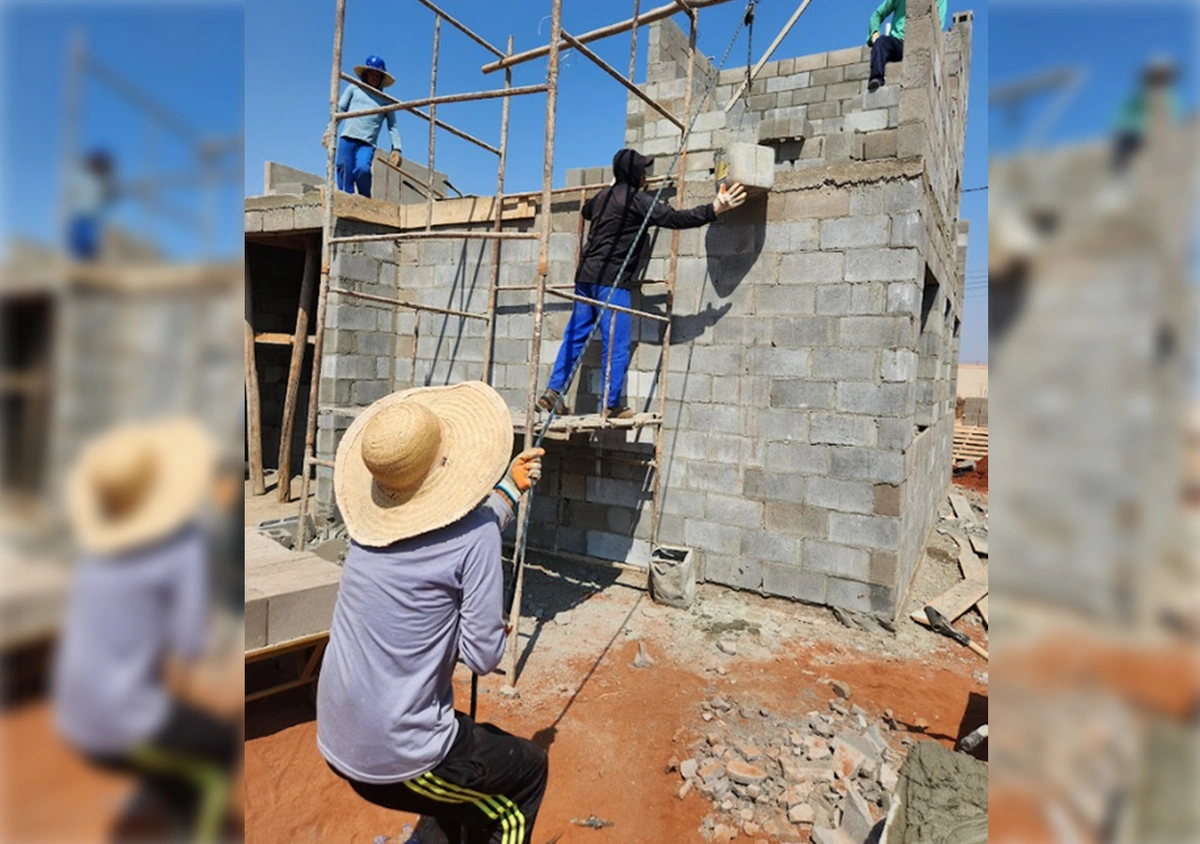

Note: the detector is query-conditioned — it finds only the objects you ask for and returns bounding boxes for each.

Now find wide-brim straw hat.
[335,382,513,547]
[354,65,396,89]
[66,418,216,556]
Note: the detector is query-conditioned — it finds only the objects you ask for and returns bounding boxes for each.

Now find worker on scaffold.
[538,149,747,419]
[866,0,948,93]
[324,54,402,198]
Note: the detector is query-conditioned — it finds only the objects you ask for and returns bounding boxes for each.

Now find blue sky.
[1,2,243,260]
[245,0,992,363]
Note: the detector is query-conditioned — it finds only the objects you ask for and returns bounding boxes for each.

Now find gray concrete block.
[838,316,908,347]
[802,539,871,580]
[810,413,876,447]
[685,520,742,555]
[755,285,816,315]
[844,108,889,133]
[706,493,765,528]
[889,212,922,247]
[864,83,901,109]
[764,441,831,475]
[810,67,844,86]
[720,142,775,193]
[815,284,853,314]
[764,220,820,253]
[755,408,811,442]
[819,215,891,250]
[831,447,905,484]
[811,348,877,380]
[586,532,652,567]
[762,563,826,603]
[704,555,764,592]
[253,556,342,645]
[806,476,875,514]
[836,382,910,416]
[778,252,844,285]
[245,587,267,650]
[772,316,837,348]
[769,379,834,410]
[826,576,893,617]
[844,248,921,282]
[886,281,921,315]
[881,349,917,382]
[746,347,810,376]
[877,418,915,451]
[741,531,802,565]
[352,379,391,406]
[321,353,376,380]
[793,53,829,72]
[849,179,924,215]
[829,513,901,551]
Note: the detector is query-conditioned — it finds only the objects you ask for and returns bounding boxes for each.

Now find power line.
[962,185,988,193]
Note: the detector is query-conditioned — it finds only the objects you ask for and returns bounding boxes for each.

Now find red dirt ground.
[243,637,985,843]
[952,456,988,493]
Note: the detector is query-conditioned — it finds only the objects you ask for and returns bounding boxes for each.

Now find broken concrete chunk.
[788,802,815,824]
[830,680,852,699]
[681,758,699,780]
[726,760,770,785]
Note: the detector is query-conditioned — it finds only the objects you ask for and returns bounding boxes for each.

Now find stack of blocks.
[301,0,972,620]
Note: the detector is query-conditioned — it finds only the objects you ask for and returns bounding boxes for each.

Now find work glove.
[869,30,880,46]
[322,128,332,150]
[713,182,748,215]
[496,448,545,505]
[389,149,402,167]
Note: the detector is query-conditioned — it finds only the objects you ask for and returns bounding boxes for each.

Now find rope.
[744,0,757,104]
[505,1,761,617]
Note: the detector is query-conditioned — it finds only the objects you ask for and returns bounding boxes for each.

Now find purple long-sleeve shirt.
[316,493,513,783]
[52,525,209,756]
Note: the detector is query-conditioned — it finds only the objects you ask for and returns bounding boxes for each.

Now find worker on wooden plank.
[318,382,548,844]
[65,148,117,261]
[538,149,747,419]
[52,419,239,843]
[866,0,948,93]
[324,54,402,198]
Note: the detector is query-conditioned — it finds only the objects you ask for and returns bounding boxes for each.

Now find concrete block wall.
[310,9,971,619]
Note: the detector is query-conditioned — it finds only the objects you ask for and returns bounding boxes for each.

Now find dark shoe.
[607,406,635,420]
[868,78,883,93]
[537,388,570,415]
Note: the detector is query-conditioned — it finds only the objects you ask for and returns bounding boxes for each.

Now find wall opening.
[1,294,54,500]
[916,264,943,432]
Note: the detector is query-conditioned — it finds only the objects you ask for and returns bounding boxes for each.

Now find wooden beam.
[277,242,319,503]
[911,577,988,627]
[254,332,315,346]
[244,255,265,496]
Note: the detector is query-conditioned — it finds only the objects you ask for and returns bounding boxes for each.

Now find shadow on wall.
[423,240,490,386]
[670,199,766,345]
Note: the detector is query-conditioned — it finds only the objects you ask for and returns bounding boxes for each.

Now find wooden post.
[276,240,319,502]
[244,254,265,495]
[482,36,514,385]
[505,0,562,686]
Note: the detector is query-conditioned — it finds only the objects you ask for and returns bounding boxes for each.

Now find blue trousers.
[68,214,100,260]
[336,136,374,197]
[547,284,632,409]
[869,34,904,84]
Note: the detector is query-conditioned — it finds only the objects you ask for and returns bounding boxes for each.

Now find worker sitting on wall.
[538,149,747,419]
[866,0,948,93]
[317,382,548,844]
[1112,56,1180,173]
[323,54,402,198]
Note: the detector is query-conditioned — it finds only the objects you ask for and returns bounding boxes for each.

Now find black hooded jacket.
[575,149,717,288]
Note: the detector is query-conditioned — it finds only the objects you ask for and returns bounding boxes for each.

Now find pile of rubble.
[671,681,912,844]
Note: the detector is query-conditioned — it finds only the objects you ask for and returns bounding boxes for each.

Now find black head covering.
[612,149,652,187]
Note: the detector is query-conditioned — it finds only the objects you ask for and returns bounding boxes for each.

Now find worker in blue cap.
[324,55,403,198]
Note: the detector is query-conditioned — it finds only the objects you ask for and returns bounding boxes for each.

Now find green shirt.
[868,0,948,43]
[1114,88,1182,136]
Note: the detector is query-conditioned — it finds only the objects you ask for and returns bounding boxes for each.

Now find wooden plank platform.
[953,424,989,461]
[513,411,662,441]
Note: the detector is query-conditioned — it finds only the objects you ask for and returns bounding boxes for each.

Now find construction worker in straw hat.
[318,381,548,844]
[538,148,747,419]
[323,54,403,198]
[52,418,240,843]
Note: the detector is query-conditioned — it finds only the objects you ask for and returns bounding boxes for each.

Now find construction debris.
[678,693,907,842]
[569,815,614,829]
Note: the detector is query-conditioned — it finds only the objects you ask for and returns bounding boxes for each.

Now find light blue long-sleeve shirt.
[316,493,513,783]
[52,526,210,756]
[868,0,948,42]
[337,83,402,152]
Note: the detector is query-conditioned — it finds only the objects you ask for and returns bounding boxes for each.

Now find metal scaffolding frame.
[290,0,734,682]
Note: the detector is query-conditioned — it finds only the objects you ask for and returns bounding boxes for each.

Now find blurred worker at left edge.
[51,418,241,843]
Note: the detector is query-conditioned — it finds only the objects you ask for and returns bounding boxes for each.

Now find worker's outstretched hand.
[505,448,545,493]
[713,182,748,215]
[321,128,332,150]
[869,30,880,46]
[389,150,402,167]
